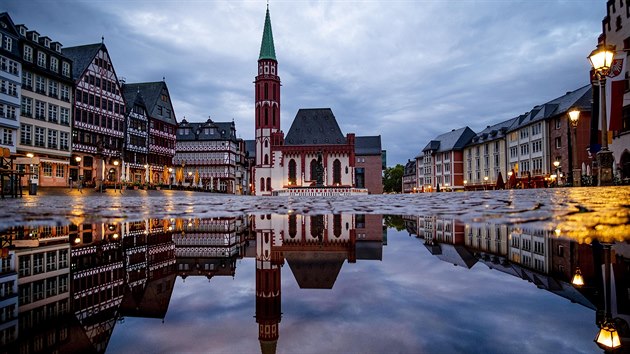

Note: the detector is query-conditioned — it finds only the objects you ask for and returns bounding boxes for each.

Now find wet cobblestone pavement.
[2,186,629,240]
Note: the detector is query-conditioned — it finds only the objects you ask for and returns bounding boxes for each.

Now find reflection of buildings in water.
[406,215,630,349]
[174,217,248,281]
[253,214,384,354]
[1,225,71,353]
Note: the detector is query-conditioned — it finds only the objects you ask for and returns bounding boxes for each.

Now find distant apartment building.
[417,127,475,192]
[8,16,74,187]
[0,13,21,156]
[62,42,125,187]
[506,86,591,187]
[463,118,515,190]
[123,81,177,184]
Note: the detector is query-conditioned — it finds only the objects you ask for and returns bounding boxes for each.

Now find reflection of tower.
[255,215,282,354]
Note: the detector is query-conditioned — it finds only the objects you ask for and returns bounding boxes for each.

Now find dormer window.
[264,65,269,74]
[54,43,61,52]
[32,33,39,42]
[271,66,275,75]
[44,38,50,47]
[19,27,26,37]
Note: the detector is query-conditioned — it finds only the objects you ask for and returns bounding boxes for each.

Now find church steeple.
[259,6,276,61]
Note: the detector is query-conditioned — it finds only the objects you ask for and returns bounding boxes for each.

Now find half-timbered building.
[62,42,125,188]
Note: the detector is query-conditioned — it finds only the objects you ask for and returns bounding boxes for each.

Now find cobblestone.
[1,186,629,240]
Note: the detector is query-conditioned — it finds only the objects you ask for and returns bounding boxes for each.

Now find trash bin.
[29,181,37,195]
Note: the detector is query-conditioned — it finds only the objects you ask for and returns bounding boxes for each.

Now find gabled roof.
[284,108,346,145]
[509,85,592,131]
[469,117,517,146]
[124,81,178,125]
[259,7,276,61]
[285,251,345,289]
[421,126,476,154]
[403,159,416,176]
[177,118,237,142]
[355,136,381,155]
[61,43,102,81]
[121,85,147,112]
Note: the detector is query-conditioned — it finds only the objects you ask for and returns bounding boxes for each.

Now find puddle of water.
[0,213,616,353]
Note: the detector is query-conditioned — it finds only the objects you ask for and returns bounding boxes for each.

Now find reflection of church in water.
[0,213,384,354]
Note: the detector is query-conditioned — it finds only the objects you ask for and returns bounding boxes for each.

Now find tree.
[383,164,404,193]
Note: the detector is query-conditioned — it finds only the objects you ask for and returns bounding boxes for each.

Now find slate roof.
[259,7,276,60]
[121,85,147,112]
[509,85,592,132]
[355,136,381,155]
[124,82,178,125]
[285,251,345,289]
[420,126,476,155]
[177,118,237,142]
[61,43,102,81]
[469,117,517,146]
[284,108,346,145]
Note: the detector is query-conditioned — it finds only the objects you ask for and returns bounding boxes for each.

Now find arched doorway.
[288,159,297,185]
[333,159,341,185]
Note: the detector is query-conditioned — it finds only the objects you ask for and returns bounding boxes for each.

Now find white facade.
[0,30,20,154]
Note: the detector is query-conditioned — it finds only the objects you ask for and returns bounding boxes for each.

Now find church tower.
[254,6,281,195]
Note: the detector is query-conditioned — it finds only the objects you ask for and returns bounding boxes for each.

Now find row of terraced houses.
[404,1,630,193]
[0,12,250,194]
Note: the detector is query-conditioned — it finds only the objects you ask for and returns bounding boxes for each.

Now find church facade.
[252,7,370,196]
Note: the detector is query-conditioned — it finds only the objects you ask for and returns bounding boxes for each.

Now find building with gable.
[123,81,177,185]
[252,7,381,195]
[402,159,417,193]
[0,13,21,156]
[174,117,246,193]
[416,127,476,192]
[120,85,149,184]
[62,41,125,188]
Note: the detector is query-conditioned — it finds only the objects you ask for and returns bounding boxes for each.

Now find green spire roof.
[259,7,276,61]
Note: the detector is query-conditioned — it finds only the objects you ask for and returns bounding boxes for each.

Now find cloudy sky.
[4,0,604,166]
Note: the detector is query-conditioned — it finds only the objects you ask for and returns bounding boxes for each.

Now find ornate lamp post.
[595,243,622,351]
[507,171,513,189]
[553,160,560,186]
[588,43,615,186]
[568,108,581,187]
[168,167,173,189]
[113,160,119,191]
[483,176,488,190]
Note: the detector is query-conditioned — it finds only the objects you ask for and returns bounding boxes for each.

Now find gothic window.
[310,159,317,180]
[288,159,296,185]
[273,84,276,100]
[264,140,268,148]
[260,178,265,191]
[333,159,341,185]
[265,108,268,125]
[272,110,276,126]
[264,154,269,165]
[266,177,271,191]
[264,83,268,99]
[333,215,342,238]
[289,214,297,238]
[310,215,324,239]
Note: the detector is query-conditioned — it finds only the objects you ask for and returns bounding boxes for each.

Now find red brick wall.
[357,155,383,194]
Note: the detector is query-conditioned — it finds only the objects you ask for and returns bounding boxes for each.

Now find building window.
[532,123,542,135]
[34,127,45,147]
[22,71,32,89]
[21,96,32,117]
[288,159,297,185]
[23,45,33,62]
[47,129,57,149]
[1,128,13,146]
[555,118,561,129]
[59,131,69,150]
[20,124,32,145]
[49,57,58,72]
[260,177,265,191]
[266,177,271,191]
[555,137,561,149]
[48,104,58,123]
[62,62,70,77]
[37,52,46,67]
[2,36,12,51]
[35,100,46,120]
[35,75,46,94]
[60,107,69,126]
[333,159,341,184]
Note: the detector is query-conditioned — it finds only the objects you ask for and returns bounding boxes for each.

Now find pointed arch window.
[260,177,265,191]
[333,215,342,238]
[266,177,271,191]
[264,154,269,165]
[265,108,268,125]
[264,83,268,99]
[310,159,318,180]
[311,215,324,240]
[289,214,297,238]
[333,159,341,185]
[272,110,276,126]
[288,159,297,185]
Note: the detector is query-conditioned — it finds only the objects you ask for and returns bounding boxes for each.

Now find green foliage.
[383,164,404,193]
[383,215,406,231]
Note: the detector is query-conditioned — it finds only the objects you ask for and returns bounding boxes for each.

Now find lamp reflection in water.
[594,243,622,351]
[571,267,584,287]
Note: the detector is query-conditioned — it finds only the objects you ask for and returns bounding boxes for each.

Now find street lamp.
[588,43,616,186]
[553,160,560,186]
[594,243,622,351]
[463,180,467,191]
[483,176,488,190]
[168,167,173,189]
[568,108,581,187]
[507,171,513,189]
[113,160,119,191]
[188,171,193,188]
